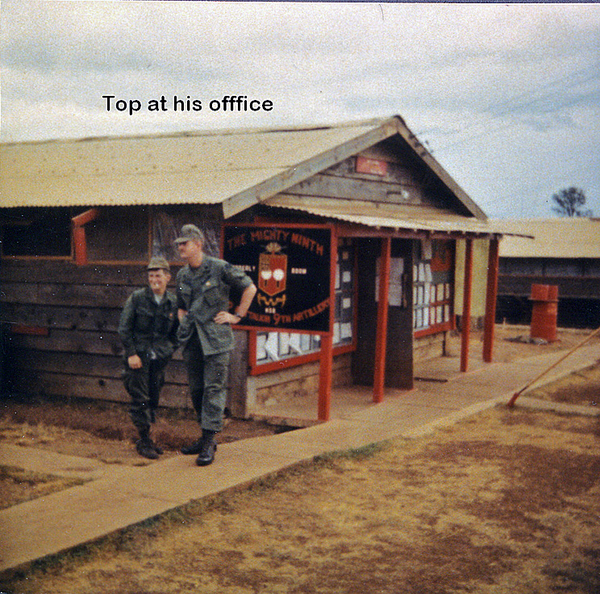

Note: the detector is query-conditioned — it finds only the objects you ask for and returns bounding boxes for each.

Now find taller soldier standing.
[175,224,257,466]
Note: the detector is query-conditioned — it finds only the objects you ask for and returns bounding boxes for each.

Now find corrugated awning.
[265,195,512,238]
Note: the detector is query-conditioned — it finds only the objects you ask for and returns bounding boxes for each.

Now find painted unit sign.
[224,225,332,333]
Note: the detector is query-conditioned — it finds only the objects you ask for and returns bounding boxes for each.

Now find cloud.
[1,0,599,218]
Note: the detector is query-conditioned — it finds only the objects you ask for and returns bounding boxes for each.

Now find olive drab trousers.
[123,356,169,431]
[183,333,231,432]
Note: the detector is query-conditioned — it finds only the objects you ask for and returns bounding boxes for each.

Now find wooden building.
[1,117,505,422]
[496,218,600,329]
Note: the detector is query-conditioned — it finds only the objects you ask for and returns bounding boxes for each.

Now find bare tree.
[551,187,593,217]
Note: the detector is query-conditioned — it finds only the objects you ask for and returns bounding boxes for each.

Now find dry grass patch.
[0,394,278,465]
[2,406,599,594]
[0,465,87,510]
[524,363,600,407]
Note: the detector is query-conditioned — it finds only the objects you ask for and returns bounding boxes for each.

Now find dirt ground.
[0,326,599,593]
[522,363,600,408]
[0,397,279,468]
[448,324,600,364]
[1,325,597,475]
[0,404,279,510]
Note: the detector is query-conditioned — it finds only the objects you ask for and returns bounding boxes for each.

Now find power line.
[416,64,600,152]
[483,64,599,117]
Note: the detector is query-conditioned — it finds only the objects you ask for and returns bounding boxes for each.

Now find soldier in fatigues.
[118,257,179,459]
[175,224,257,466]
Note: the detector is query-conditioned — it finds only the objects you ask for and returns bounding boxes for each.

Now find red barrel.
[530,284,558,342]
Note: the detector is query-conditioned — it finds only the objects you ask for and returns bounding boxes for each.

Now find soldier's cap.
[147,256,170,271]
[175,224,205,244]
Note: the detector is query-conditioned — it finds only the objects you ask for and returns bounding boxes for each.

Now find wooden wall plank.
[1,303,122,332]
[8,329,184,363]
[286,174,427,206]
[498,275,600,299]
[9,348,123,378]
[253,354,350,390]
[6,348,189,383]
[1,259,144,285]
[2,282,138,308]
[9,329,124,356]
[11,371,190,409]
[228,331,250,418]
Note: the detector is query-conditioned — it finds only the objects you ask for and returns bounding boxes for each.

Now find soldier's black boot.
[150,438,163,455]
[181,437,204,455]
[136,428,160,460]
[195,430,217,466]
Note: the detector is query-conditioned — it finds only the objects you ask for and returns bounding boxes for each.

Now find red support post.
[318,333,333,421]
[460,239,474,372]
[373,237,391,403]
[483,238,500,363]
[73,226,88,265]
[318,226,337,421]
[71,208,100,227]
[71,208,99,266]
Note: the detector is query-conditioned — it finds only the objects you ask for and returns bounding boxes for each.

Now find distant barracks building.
[495,218,600,330]
[1,116,512,423]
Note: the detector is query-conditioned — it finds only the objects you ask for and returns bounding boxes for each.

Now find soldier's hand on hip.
[214,311,239,325]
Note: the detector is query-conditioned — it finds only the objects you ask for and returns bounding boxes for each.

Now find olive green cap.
[175,224,205,244]
[147,256,170,271]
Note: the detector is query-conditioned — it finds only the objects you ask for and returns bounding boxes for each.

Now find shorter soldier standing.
[118,257,179,459]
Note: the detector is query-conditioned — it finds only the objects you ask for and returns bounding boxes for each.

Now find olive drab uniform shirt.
[176,255,253,355]
[118,287,179,361]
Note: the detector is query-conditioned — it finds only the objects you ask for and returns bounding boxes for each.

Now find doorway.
[352,237,414,390]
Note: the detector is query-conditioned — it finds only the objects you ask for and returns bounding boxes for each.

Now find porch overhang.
[262,195,511,398]
[263,195,508,239]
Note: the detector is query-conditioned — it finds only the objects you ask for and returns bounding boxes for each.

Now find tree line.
[552,187,593,217]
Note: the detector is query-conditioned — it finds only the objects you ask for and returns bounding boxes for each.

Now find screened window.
[86,207,150,262]
[413,239,454,334]
[82,205,223,264]
[1,207,72,257]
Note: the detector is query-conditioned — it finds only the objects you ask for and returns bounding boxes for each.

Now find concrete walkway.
[1,344,598,573]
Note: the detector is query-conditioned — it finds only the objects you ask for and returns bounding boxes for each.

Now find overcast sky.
[2,1,599,219]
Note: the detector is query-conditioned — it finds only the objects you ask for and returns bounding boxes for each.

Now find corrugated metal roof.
[1,117,486,221]
[495,219,600,258]
[0,119,389,209]
[267,195,502,237]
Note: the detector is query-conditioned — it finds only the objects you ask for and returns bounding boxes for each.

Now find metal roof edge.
[492,217,600,258]
[0,117,393,148]
[2,115,486,226]
[221,114,485,223]
[390,117,488,221]
[262,196,503,237]
[491,217,600,224]
[221,117,400,218]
